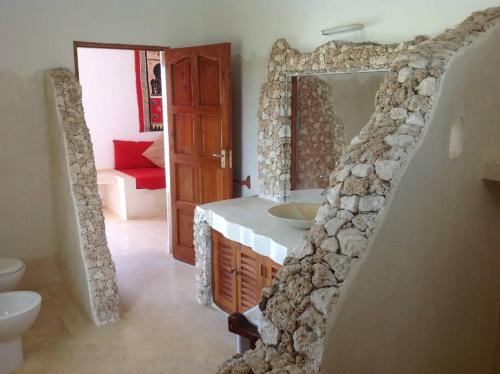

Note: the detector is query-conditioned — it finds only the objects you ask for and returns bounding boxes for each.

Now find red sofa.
[113,140,165,190]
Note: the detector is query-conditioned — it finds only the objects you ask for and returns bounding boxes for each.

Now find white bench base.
[97,169,167,220]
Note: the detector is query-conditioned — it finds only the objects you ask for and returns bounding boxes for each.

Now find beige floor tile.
[16,211,233,373]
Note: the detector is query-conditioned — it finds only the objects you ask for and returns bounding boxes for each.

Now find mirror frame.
[257,38,413,201]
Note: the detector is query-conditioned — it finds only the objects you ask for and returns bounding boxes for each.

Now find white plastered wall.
[0,71,57,259]
[321,24,500,373]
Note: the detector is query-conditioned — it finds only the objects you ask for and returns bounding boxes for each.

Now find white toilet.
[0,258,25,292]
[0,258,42,373]
[0,291,41,374]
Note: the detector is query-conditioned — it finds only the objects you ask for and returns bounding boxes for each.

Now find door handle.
[212,150,227,168]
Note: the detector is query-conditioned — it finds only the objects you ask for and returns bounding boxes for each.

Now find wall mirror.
[286,71,387,191]
[257,38,403,201]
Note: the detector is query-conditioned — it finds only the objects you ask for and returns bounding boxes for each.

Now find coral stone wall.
[48,68,119,325]
[194,208,213,306]
[294,76,345,190]
[220,7,500,374]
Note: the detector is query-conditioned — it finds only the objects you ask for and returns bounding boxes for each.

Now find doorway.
[75,41,175,318]
[74,41,172,263]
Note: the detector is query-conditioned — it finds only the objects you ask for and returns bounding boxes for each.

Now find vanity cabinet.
[212,230,282,314]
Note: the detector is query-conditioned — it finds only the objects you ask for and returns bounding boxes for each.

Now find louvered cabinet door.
[212,231,237,313]
[236,245,262,313]
[262,257,283,288]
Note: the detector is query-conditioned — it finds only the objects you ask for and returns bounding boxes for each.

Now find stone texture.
[335,165,352,182]
[340,195,359,213]
[406,112,425,127]
[47,68,119,325]
[341,176,369,196]
[384,134,415,149]
[194,208,213,305]
[326,183,342,207]
[311,263,336,288]
[297,306,325,338]
[314,205,337,225]
[417,76,438,96]
[243,346,271,373]
[259,317,280,346]
[319,237,339,253]
[359,195,385,212]
[310,287,338,315]
[324,217,347,237]
[292,326,324,366]
[397,67,413,83]
[289,237,314,259]
[323,253,355,282]
[337,228,368,257]
[375,159,400,181]
[266,295,297,333]
[350,164,373,178]
[389,107,408,120]
[408,55,429,69]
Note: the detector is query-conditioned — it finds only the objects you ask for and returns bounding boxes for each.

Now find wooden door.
[165,43,232,264]
[236,245,262,313]
[212,231,238,313]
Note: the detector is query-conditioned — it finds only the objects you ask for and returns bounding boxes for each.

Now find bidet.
[0,291,41,374]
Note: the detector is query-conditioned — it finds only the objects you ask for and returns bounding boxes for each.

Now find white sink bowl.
[268,203,320,230]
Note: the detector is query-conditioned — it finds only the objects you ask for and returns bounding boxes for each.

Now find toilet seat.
[0,258,25,278]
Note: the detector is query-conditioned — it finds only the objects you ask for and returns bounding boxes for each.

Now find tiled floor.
[17,211,233,373]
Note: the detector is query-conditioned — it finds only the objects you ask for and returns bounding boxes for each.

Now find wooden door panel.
[200,115,222,158]
[212,231,237,313]
[166,43,232,265]
[237,246,262,313]
[175,164,196,203]
[199,166,223,204]
[198,56,221,105]
[177,209,194,248]
[171,57,193,105]
[173,114,194,155]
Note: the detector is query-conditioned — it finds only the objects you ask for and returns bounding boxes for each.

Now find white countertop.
[197,189,323,264]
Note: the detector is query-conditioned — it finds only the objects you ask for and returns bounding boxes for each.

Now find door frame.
[73,40,173,255]
[73,41,169,79]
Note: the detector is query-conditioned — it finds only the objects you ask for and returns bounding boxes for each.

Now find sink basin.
[268,203,320,230]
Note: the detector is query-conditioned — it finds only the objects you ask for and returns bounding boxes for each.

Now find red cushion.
[117,168,166,190]
[113,140,157,169]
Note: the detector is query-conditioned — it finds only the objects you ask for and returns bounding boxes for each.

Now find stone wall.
[194,208,213,306]
[47,68,119,325]
[219,7,500,373]
[294,76,345,190]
